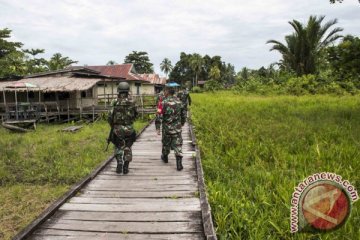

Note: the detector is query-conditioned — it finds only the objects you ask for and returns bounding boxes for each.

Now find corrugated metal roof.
[140,74,167,85]
[1,77,100,92]
[87,64,147,82]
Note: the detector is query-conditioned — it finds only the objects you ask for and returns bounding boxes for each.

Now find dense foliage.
[169,52,236,87]
[191,92,360,240]
[124,51,154,74]
[0,28,77,78]
[267,15,343,76]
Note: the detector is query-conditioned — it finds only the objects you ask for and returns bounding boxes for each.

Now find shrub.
[192,86,203,93]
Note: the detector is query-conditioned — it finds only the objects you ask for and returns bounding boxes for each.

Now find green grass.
[0,119,148,240]
[191,92,360,240]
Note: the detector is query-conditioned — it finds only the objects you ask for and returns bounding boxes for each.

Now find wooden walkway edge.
[13,118,217,240]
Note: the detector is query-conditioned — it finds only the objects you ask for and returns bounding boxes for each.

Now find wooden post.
[15,89,18,120]
[103,80,106,108]
[92,102,95,122]
[2,88,7,113]
[44,103,49,123]
[67,99,70,123]
[140,94,144,119]
[80,97,82,120]
[111,79,114,100]
[56,92,60,121]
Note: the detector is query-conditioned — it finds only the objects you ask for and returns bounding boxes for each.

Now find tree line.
[0,28,77,78]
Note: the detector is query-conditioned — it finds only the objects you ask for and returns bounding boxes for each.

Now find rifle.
[105,106,116,151]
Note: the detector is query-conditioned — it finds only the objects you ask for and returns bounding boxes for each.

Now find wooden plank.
[93,177,196,184]
[69,197,200,205]
[87,180,197,188]
[80,190,196,198]
[31,229,204,240]
[60,203,200,212]
[85,185,198,191]
[94,174,195,181]
[52,210,201,222]
[42,219,203,233]
[100,170,196,176]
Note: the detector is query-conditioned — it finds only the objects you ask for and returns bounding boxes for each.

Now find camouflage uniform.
[177,89,191,117]
[155,92,186,170]
[108,92,138,174]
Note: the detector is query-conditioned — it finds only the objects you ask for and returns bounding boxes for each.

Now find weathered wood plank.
[85,186,198,192]
[93,177,196,184]
[94,174,195,181]
[52,210,201,222]
[31,229,204,240]
[41,219,203,233]
[69,197,200,205]
[80,190,197,198]
[60,203,200,212]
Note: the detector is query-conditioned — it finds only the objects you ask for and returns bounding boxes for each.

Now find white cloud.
[0,0,359,74]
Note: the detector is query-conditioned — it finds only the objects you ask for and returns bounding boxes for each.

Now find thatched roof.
[1,77,100,92]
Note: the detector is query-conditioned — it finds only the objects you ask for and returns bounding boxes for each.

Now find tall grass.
[191,92,360,239]
[0,120,148,239]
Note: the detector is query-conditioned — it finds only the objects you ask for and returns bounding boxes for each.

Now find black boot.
[176,156,183,171]
[161,154,168,163]
[116,160,123,174]
[123,161,129,174]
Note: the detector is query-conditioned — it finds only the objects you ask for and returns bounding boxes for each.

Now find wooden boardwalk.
[23,121,216,240]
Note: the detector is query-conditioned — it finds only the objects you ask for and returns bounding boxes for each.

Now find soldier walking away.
[155,87,186,171]
[107,82,138,174]
[177,88,191,118]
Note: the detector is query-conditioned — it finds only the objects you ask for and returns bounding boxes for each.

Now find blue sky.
[1,0,359,75]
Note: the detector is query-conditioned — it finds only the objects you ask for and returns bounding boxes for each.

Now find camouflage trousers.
[162,132,183,157]
[112,126,136,164]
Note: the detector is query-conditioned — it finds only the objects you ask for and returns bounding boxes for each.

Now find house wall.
[142,84,155,95]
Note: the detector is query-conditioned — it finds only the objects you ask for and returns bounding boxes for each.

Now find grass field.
[0,119,148,240]
[191,92,360,239]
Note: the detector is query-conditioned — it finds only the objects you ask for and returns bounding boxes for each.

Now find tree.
[327,35,360,82]
[46,53,78,71]
[189,53,204,86]
[160,58,173,79]
[267,15,343,76]
[23,48,47,74]
[168,52,193,86]
[0,28,25,77]
[107,60,117,65]
[209,66,221,82]
[124,51,154,74]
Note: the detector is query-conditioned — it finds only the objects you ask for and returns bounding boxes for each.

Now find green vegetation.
[124,51,154,74]
[0,120,148,240]
[191,92,360,239]
[0,28,77,78]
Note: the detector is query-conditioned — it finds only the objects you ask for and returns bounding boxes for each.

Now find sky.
[0,0,359,75]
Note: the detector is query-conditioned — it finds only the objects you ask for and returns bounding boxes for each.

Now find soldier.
[177,87,191,118]
[155,87,186,171]
[108,82,138,174]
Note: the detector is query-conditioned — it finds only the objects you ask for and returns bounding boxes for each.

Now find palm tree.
[160,58,173,79]
[267,15,343,75]
[46,53,78,71]
[189,53,204,86]
[107,60,117,65]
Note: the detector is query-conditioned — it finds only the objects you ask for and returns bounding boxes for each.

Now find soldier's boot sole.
[161,155,168,163]
[116,162,123,174]
[176,156,183,171]
[123,161,129,174]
